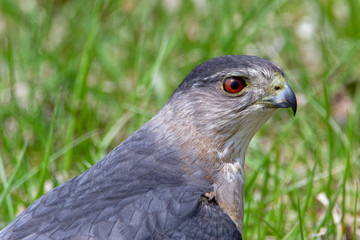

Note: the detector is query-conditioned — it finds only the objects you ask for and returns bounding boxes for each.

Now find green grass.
[0,0,359,238]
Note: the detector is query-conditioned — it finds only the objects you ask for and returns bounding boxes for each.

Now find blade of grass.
[297,195,305,240]
[36,95,60,198]
[315,181,342,234]
[301,160,317,217]
[281,223,299,240]
[0,153,14,219]
[256,215,282,238]
[0,143,27,220]
[322,80,335,201]
[0,143,27,208]
[354,184,358,240]
[338,139,352,239]
[100,112,133,150]
[9,131,96,195]
[243,195,252,240]
[63,1,102,171]
[340,156,352,239]
[6,38,15,103]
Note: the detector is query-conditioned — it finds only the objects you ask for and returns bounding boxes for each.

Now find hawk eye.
[222,77,247,94]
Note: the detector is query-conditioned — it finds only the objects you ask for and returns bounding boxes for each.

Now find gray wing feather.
[0,126,241,240]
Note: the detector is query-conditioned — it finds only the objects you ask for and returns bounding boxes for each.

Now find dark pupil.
[230,80,240,89]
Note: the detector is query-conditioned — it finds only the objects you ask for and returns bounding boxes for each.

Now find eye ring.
[221,76,248,95]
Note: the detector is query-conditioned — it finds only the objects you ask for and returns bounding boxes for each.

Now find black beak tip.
[292,103,297,116]
[285,82,297,117]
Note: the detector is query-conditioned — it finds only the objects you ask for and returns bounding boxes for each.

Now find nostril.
[274,86,281,91]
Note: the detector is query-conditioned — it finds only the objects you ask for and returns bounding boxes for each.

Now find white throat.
[214,108,275,234]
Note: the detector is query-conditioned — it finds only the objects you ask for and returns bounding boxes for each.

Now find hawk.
[0,55,296,240]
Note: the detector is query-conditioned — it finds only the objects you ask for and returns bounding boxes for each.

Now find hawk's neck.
[148,102,275,234]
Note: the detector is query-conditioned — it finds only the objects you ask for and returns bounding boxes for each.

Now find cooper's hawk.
[0,55,296,240]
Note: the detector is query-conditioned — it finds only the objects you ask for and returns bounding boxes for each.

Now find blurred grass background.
[0,0,359,239]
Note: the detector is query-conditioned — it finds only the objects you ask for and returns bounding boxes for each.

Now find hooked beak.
[259,83,297,116]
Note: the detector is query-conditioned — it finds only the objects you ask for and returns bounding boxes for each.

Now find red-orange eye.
[223,77,247,94]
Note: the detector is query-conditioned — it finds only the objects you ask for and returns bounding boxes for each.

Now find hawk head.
[163,55,296,162]
[155,55,297,232]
